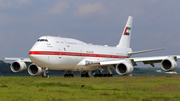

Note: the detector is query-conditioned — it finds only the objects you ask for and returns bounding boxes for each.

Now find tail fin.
[116,16,133,48]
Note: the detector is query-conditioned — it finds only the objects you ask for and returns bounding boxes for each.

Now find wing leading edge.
[4,57,31,62]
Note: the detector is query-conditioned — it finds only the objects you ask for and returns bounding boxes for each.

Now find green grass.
[0,75,180,101]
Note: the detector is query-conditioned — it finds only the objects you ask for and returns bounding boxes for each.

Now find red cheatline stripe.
[123,27,128,35]
[29,51,128,59]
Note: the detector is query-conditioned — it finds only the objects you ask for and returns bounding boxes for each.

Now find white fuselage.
[29,36,132,71]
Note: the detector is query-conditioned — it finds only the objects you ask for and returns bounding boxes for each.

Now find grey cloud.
[0,0,180,59]
[50,2,69,15]
[75,2,107,16]
[0,0,29,9]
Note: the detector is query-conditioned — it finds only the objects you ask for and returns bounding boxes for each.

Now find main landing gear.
[93,66,113,77]
[81,72,90,77]
[93,71,113,77]
[81,71,91,77]
[64,74,74,77]
[64,71,74,77]
[81,69,113,78]
[94,73,113,77]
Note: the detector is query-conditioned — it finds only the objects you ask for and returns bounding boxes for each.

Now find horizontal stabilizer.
[128,48,165,56]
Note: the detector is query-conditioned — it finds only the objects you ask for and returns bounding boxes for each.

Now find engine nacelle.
[161,57,177,72]
[116,60,133,75]
[10,60,27,73]
[28,64,44,76]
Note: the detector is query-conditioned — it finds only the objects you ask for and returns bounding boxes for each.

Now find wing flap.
[128,48,165,56]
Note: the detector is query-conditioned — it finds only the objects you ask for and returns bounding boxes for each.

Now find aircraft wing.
[85,55,180,67]
[4,57,31,62]
[82,55,180,75]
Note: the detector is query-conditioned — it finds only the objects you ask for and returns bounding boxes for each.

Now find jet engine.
[161,57,177,72]
[10,60,27,73]
[28,64,44,76]
[116,60,133,75]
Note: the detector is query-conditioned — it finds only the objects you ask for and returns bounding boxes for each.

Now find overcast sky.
[0,0,180,64]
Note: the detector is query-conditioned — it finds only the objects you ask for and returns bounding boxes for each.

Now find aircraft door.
[61,38,69,47]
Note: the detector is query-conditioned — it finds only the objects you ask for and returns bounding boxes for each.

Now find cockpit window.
[37,39,48,42]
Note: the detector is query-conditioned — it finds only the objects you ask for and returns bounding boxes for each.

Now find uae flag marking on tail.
[123,27,131,35]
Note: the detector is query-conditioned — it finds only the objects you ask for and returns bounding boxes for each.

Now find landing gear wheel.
[70,74,74,77]
[81,74,84,77]
[64,74,74,77]
[64,71,74,77]
[108,74,113,77]
[64,74,69,77]
[81,73,90,77]
[41,68,49,78]
[46,74,50,78]
[86,73,90,77]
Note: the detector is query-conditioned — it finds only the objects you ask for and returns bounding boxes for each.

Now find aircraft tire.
[70,74,74,77]
[42,73,49,78]
[81,74,85,77]
[104,74,108,77]
[46,74,50,78]
[64,74,69,77]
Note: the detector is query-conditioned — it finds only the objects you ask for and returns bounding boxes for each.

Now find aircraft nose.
[29,43,46,67]
[29,51,39,63]
[29,51,46,67]
[28,42,44,61]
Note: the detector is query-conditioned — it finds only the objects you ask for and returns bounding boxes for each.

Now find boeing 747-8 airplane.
[4,16,180,77]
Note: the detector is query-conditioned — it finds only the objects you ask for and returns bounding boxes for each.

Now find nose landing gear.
[42,67,49,78]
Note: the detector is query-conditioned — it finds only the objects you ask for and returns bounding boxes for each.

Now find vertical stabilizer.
[116,16,133,48]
